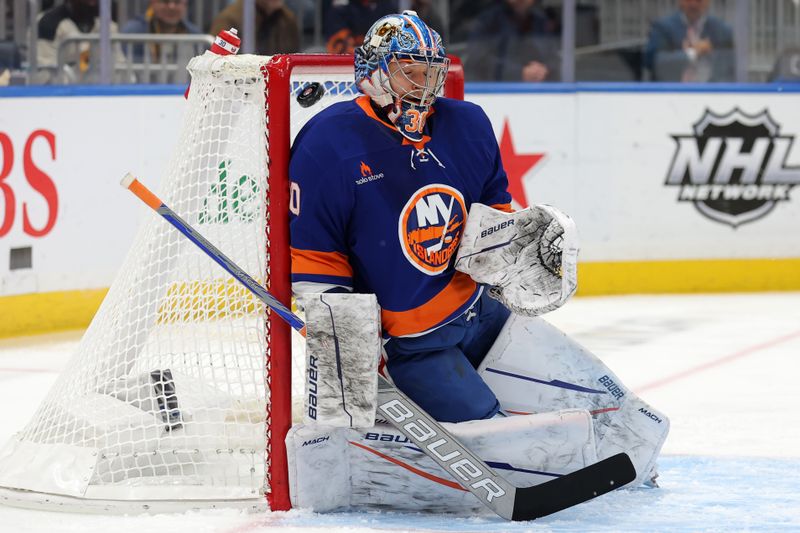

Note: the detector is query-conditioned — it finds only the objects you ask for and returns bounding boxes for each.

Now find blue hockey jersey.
[289,96,512,337]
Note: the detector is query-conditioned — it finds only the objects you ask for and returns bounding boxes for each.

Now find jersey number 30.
[404,110,428,134]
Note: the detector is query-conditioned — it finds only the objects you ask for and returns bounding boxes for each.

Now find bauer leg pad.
[302,293,381,428]
[477,314,669,487]
[286,410,598,514]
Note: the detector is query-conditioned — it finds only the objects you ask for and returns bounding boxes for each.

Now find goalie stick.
[122,173,636,521]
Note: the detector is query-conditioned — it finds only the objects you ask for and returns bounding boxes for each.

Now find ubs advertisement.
[0,94,181,296]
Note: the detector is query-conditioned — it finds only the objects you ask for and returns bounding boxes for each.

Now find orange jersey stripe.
[491,203,514,213]
[355,95,397,134]
[291,248,353,278]
[382,272,477,337]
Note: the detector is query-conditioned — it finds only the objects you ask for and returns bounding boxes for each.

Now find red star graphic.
[499,118,545,208]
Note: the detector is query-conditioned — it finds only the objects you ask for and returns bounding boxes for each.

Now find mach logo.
[399,184,466,275]
[355,160,384,185]
[665,108,800,227]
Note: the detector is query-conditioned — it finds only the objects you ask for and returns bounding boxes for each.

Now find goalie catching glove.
[454,203,578,316]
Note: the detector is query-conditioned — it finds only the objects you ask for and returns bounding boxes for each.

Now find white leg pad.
[302,293,381,428]
[286,410,597,514]
[286,424,352,512]
[477,314,669,487]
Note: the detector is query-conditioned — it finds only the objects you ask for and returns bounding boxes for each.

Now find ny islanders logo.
[399,184,466,275]
[665,108,800,227]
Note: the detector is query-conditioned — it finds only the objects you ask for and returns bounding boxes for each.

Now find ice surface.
[1,293,798,532]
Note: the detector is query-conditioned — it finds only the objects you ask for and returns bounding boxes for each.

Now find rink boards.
[1,83,799,336]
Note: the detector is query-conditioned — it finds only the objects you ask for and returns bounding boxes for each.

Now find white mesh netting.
[0,54,358,512]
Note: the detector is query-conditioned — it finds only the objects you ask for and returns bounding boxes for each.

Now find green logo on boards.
[199,160,259,224]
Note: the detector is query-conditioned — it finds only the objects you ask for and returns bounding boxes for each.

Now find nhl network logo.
[665,108,800,227]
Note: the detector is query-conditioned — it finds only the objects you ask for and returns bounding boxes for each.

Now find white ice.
[1,292,799,532]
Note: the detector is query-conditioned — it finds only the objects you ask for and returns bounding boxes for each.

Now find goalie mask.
[355,10,449,142]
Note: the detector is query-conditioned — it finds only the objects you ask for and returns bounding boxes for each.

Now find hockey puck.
[297,82,325,108]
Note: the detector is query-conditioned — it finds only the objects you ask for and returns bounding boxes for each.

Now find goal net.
[0,53,464,513]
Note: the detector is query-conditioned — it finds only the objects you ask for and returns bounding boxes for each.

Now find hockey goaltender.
[286,10,669,517]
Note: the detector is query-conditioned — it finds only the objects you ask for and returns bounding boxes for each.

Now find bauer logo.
[307,355,318,420]
[364,432,410,443]
[598,375,625,400]
[480,219,515,239]
[665,108,800,227]
[379,398,507,503]
[398,184,466,275]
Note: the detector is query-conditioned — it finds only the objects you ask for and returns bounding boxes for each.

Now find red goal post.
[265,54,464,511]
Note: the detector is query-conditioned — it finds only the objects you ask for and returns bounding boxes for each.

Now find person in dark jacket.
[121,0,202,62]
[644,0,734,82]
[324,0,397,54]
[210,0,300,55]
[122,0,201,35]
[464,0,560,82]
[35,0,125,83]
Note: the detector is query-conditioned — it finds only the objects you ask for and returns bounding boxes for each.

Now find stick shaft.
[122,174,305,333]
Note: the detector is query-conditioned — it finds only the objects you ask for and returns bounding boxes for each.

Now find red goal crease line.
[635,329,800,394]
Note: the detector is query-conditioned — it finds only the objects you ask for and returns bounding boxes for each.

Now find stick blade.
[511,453,636,521]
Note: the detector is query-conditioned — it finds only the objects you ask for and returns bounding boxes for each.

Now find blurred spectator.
[187,0,220,33]
[449,0,493,43]
[3,1,12,40]
[410,0,445,39]
[769,48,800,82]
[644,0,734,82]
[325,0,397,54]
[0,41,21,72]
[35,0,125,83]
[1,0,20,74]
[285,0,316,40]
[121,0,202,62]
[464,0,560,82]
[210,0,300,55]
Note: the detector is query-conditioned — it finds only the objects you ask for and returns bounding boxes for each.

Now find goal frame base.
[0,486,267,514]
